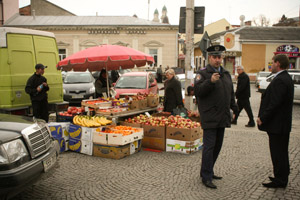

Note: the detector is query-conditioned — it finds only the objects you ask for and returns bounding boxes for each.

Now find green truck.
[0,27,68,116]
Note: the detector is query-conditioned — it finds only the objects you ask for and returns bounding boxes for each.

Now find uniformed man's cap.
[207,45,226,56]
[35,63,47,69]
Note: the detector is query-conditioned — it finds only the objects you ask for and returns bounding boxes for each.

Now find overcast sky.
[19,0,299,26]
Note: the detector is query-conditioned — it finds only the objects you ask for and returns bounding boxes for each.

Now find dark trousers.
[32,99,49,122]
[235,98,254,123]
[201,128,225,181]
[268,132,290,185]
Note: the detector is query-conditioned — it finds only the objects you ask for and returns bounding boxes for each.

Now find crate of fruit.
[93,125,143,146]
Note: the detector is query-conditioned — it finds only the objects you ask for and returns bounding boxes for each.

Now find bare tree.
[252,14,270,27]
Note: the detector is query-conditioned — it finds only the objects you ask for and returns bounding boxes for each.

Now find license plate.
[43,153,57,172]
[72,94,84,98]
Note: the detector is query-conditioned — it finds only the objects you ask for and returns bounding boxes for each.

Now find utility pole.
[184,0,194,110]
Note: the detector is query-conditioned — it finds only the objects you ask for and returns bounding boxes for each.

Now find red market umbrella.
[56,44,154,72]
[57,44,154,97]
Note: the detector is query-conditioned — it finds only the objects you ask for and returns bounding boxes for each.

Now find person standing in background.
[257,54,294,188]
[163,69,183,113]
[95,69,111,98]
[157,65,163,83]
[231,65,255,127]
[194,45,238,189]
[25,63,49,122]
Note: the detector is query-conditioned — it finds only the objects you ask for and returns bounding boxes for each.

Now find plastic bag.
[172,107,188,118]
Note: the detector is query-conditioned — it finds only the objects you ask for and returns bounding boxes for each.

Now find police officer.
[194,45,238,189]
[25,64,49,122]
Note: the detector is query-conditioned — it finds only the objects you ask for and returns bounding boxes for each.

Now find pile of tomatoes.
[58,107,85,117]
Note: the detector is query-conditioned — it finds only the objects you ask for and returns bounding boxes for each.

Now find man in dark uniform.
[25,64,50,122]
[194,45,238,189]
[231,65,255,127]
[257,54,294,188]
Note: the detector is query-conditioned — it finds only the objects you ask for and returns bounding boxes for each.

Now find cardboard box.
[93,128,144,146]
[49,122,71,140]
[166,126,203,141]
[119,121,142,128]
[142,136,166,151]
[68,124,95,141]
[54,137,66,153]
[69,138,93,156]
[147,95,159,107]
[93,143,130,159]
[48,124,62,138]
[130,139,142,155]
[142,124,165,138]
[130,99,147,110]
[166,138,201,154]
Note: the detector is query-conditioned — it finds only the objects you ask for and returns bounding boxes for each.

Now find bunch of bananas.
[73,115,112,127]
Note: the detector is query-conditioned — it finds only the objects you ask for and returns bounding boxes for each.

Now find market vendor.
[95,69,111,98]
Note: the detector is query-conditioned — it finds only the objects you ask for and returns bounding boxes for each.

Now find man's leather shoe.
[262,181,287,188]
[245,123,255,127]
[202,180,217,189]
[231,120,237,125]
[212,175,223,180]
[269,176,275,182]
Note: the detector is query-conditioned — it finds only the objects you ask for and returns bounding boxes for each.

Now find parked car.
[258,70,300,101]
[255,71,272,88]
[0,113,60,199]
[113,72,158,98]
[63,71,95,104]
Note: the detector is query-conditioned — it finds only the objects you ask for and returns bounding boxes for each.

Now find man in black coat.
[194,45,238,189]
[231,66,255,127]
[257,54,294,188]
[163,69,183,113]
[25,64,50,122]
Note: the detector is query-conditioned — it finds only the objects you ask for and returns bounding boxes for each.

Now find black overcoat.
[235,72,250,99]
[258,70,294,134]
[163,76,183,112]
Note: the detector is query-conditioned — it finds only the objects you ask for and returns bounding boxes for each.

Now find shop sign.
[274,52,300,57]
[276,45,299,53]
[224,51,242,57]
[88,29,120,34]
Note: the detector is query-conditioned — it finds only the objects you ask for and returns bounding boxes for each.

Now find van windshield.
[64,73,93,83]
[258,72,271,77]
[115,76,146,89]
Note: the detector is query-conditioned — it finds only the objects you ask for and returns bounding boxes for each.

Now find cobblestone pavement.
[13,85,300,200]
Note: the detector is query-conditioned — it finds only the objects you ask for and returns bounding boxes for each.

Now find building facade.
[4,0,178,71]
[210,26,300,75]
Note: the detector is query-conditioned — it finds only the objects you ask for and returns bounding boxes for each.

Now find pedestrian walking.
[257,54,294,188]
[231,65,255,127]
[25,63,50,122]
[194,45,238,189]
[163,69,183,113]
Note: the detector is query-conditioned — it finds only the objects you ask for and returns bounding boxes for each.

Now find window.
[149,49,158,67]
[59,49,66,61]
[294,75,300,85]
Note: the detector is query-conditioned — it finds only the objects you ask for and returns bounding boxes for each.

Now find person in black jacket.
[194,45,238,189]
[231,66,255,127]
[163,69,183,113]
[25,63,50,122]
[257,54,294,188]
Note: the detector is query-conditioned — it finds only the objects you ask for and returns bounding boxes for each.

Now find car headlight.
[0,139,28,164]
[89,87,95,94]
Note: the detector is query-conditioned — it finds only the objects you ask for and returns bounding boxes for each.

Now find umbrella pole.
[106,65,110,98]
